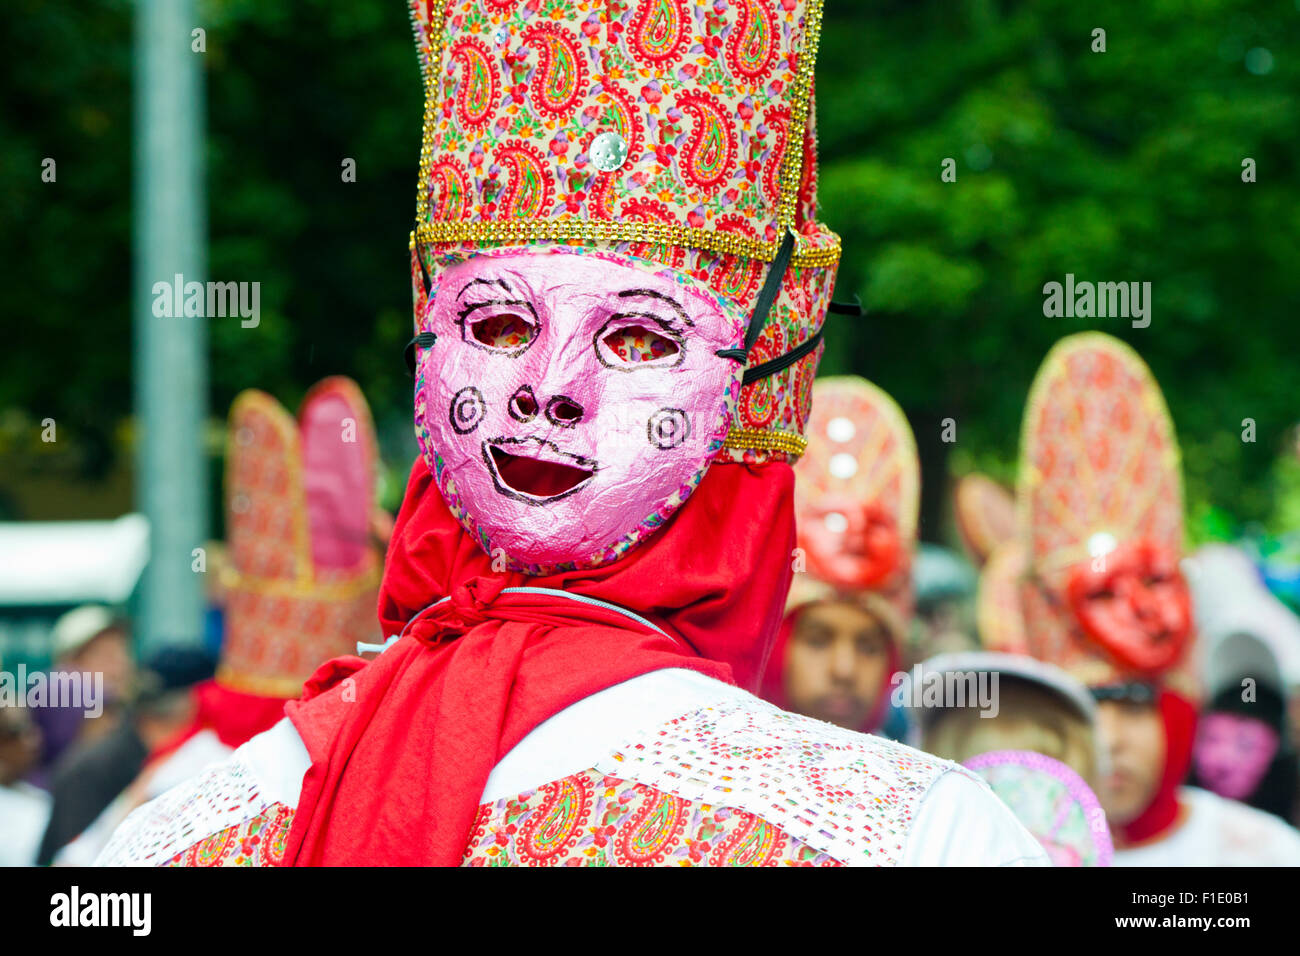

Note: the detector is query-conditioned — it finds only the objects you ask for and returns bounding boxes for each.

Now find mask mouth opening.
[482,438,597,504]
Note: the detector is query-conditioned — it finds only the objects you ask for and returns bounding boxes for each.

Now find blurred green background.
[2,0,1297,544]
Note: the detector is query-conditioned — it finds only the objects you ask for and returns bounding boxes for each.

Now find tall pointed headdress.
[219,377,383,697]
[1015,333,1196,696]
[789,375,919,637]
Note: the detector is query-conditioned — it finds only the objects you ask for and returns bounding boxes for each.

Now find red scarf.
[281,457,796,866]
[1116,689,1198,845]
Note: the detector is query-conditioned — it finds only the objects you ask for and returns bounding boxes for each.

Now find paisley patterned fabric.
[463,768,837,866]
[589,694,952,865]
[162,803,294,868]
[410,0,827,257]
[140,771,839,868]
[105,688,958,867]
[97,744,282,866]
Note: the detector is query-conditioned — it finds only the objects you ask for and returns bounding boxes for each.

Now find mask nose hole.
[509,386,538,422]
[545,396,584,427]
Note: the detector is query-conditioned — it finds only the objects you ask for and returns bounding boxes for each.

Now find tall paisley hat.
[219,377,383,696]
[788,375,920,641]
[1015,333,1197,698]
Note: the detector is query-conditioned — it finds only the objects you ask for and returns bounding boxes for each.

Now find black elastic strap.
[1090,682,1157,705]
[404,332,438,377]
[828,296,863,316]
[416,247,434,298]
[715,228,797,366]
[742,326,824,385]
[743,228,796,354]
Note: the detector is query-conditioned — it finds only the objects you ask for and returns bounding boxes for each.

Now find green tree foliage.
[814,0,1298,538]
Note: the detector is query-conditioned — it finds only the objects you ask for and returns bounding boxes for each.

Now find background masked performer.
[99,0,1044,867]
[995,331,1300,865]
[760,376,917,738]
[1187,544,1300,825]
[52,378,384,865]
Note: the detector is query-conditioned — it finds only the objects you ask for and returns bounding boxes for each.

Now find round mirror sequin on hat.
[589,131,629,172]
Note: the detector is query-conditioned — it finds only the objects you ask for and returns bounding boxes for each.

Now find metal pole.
[133,0,207,655]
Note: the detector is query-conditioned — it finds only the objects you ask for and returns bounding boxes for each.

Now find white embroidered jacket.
[97,669,1048,867]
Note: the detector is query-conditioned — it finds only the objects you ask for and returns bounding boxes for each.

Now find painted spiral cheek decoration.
[647,407,691,450]
[449,386,487,435]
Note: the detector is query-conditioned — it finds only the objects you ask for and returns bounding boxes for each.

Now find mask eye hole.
[469,311,535,351]
[595,319,683,370]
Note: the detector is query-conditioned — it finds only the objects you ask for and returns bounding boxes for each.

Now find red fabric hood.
[281,457,796,865]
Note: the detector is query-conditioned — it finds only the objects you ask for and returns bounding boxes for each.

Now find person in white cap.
[51,605,134,705]
[35,606,135,772]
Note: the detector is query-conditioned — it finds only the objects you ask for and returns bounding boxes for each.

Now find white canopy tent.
[0,514,149,665]
[0,514,149,608]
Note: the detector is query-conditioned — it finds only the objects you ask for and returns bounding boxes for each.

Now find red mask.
[1065,539,1192,674]
[801,498,903,591]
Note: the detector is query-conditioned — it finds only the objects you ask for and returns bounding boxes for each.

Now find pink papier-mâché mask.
[1193,711,1280,802]
[413,246,746,574]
